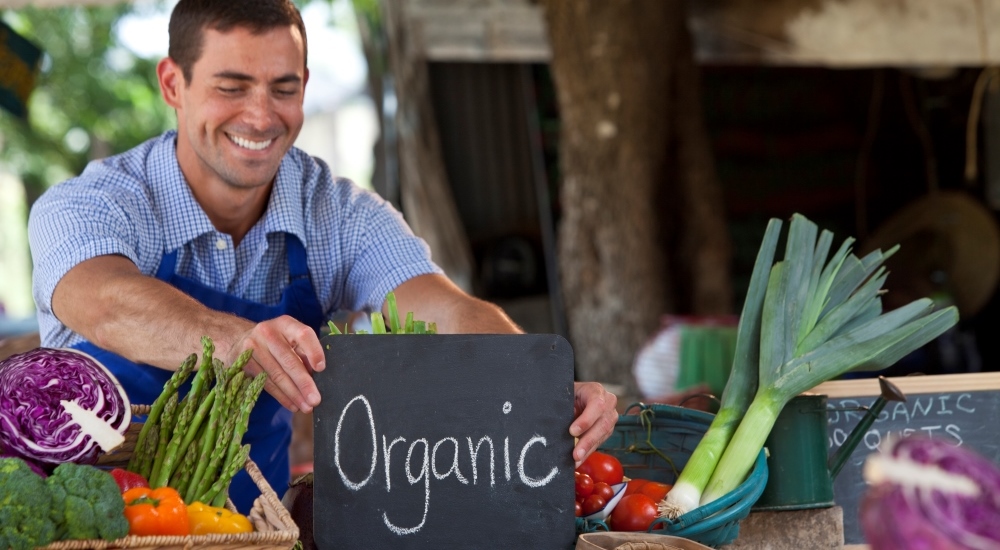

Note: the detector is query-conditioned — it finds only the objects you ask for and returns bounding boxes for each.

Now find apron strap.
[285,233,309,281]
[155,249,179,281]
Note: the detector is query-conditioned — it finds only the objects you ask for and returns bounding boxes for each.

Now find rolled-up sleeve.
[307,172,442,315]
[27,170,153,344]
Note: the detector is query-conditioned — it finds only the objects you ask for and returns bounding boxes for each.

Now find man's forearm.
[51,255,252,370]
[389,274,523,335]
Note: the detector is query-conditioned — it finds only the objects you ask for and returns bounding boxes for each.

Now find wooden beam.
[406,0,1000,66]
[9,0,1000,66]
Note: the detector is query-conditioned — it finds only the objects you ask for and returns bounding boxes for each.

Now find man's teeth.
[229,134,272,151]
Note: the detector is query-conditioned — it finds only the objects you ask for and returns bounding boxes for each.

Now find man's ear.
[157,57,184,109]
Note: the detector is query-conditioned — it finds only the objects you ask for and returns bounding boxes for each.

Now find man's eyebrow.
[212,71,302,85]
[213,71,254,82]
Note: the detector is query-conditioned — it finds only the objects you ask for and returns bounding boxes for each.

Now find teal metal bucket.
[576,403,769,548]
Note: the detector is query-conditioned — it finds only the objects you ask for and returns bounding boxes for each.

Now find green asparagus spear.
[148,392,179,482]
[200,443,250,506]
[170,431,202,496]
[151,387,198,487]
[192,407,239,500]
[129,353,195,472]
[220,374,267,477]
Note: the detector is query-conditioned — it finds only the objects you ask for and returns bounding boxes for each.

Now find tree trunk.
[539,1,732,395]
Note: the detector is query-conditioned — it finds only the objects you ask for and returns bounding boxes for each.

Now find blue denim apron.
[72,233,324,512]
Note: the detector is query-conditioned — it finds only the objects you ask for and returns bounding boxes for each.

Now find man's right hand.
[53,255,324,413]
[228,315,324,413]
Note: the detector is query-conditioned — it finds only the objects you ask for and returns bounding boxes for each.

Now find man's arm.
[389,273,617,464]
[51,255,324,413]
[387,273,521,334]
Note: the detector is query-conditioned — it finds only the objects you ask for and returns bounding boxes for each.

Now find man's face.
[162,25,308,192]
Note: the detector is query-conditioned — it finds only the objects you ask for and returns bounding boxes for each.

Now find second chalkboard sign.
[312,334,577,550]
[813,372,1000,545]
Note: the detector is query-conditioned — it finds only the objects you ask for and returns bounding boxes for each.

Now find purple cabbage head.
[861,435,1000,550]
[0,347,131,466]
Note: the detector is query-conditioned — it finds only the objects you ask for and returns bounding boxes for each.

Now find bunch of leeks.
[659,213,960,518]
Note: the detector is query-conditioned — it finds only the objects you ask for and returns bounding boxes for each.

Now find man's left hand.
[569,381,618,467]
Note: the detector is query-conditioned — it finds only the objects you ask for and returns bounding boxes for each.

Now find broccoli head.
[47,462,129,541]
[0,457,57,550]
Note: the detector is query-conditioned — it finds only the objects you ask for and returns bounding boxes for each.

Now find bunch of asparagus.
[126,337,267,506]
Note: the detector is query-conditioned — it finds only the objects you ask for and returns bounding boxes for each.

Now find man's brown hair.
[168,0,308,83]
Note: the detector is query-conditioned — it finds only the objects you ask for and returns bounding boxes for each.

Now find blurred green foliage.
[0,4,175,202]
[0,0,343,202]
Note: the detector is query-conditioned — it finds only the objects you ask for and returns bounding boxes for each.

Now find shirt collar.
[151,131,216,251]
[150,131,306,250]
[260,152,306,243]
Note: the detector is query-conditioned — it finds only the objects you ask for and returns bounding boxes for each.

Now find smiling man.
[27,0,618,513]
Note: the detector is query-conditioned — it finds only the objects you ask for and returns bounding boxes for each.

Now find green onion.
[387,293,403,334]
[371,312,388,334]
[695,213,958,505]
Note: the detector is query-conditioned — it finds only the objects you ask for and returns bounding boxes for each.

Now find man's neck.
[191,182,271,248]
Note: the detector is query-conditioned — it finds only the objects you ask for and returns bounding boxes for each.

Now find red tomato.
[638,481,672,503]
[575,471,594,499]
[581,494,607,516]
[592,481,615,502]
[575,500,583,517]
[609,494,658,532]
[623,478,649,497]
[578,451,624,486]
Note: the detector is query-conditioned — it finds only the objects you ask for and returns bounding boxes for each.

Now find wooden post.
[380,0,476,292]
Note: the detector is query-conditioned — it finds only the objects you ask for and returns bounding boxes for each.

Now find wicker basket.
[576,403,768,548]
[36,405,300,550]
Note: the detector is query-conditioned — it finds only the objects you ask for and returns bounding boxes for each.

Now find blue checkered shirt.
[28,130,442,347]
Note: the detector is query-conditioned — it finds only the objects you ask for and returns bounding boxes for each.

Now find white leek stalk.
[698,214,959,505]
[660,213,960,518]
[658,219,783,519]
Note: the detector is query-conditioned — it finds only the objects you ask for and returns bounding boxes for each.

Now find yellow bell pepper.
[186,501,254,535]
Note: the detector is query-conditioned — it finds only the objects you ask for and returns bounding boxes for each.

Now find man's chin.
[218,160,282,189]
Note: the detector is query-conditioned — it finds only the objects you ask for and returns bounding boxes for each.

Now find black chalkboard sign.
[312,334,577,550]
[814,373,1000,545]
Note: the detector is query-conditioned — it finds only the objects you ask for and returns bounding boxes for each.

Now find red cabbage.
[861,435,1000,550]
[0,347,131,466]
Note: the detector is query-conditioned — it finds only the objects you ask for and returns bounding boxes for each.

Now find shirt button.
[215,238,227,250]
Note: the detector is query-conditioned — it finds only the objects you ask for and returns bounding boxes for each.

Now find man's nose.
[243,90,277,128]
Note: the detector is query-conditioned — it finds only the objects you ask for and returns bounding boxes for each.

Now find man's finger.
[260,340,316,412]
[246,351,300,413]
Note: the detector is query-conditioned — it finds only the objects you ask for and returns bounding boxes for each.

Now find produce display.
[659,213,960,519]
[187,501,254,535]
[122,486,191,536]
[860,435,1000,549]
[0,336,271,550]
[0,456,129,549]
[573,451,669,532]
[128,337,265,506]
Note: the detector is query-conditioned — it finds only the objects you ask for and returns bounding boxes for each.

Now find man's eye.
[275,89,298,96]
[218,87,240,93]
